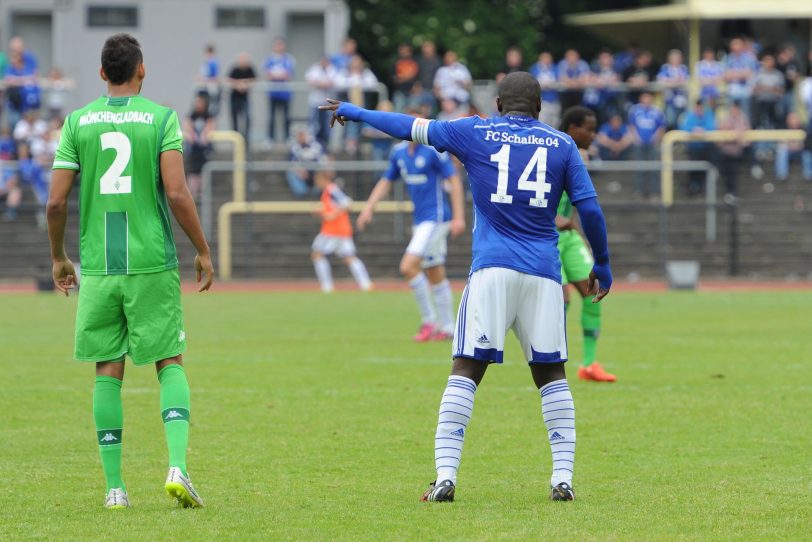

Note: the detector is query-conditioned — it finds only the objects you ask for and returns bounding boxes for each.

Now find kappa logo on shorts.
[178,331,186,342]
[476,334,490,345]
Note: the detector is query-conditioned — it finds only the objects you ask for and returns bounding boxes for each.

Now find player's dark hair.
[101,33,142,85]
[497,71,541,118]
[559,106,596,133]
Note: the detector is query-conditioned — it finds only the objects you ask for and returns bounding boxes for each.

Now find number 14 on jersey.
[489,144,551,208]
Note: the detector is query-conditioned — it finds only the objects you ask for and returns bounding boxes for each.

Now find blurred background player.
[357,111,465,342]
[559,106,616,383]
[320,71,612,502]
[47,33,213,509]
[311,170,372,293]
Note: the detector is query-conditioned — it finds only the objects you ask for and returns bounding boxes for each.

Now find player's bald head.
[497,71,541,118]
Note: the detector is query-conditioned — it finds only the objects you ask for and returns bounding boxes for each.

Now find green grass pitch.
[0,288,809,540]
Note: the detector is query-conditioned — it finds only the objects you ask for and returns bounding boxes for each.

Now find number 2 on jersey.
[99,132,132,194]
[489,144,551,207]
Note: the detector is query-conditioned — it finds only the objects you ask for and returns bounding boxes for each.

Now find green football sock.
[158,364,190,476]
[581,297,601,367]
[94,375,125,491]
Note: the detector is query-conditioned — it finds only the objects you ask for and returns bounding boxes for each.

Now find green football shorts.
[558,230,594,286]
[74,268,186,365]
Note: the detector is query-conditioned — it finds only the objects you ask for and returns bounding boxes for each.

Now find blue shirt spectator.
[264,39,295,101]
[596,114,633,160]
[678,100,716,151]
[697,49,724,101]
[529,52,558,103]
[628,96,665,145]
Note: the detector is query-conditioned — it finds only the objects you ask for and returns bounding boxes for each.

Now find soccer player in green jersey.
[559,106,616,382]
[46,34,214,509]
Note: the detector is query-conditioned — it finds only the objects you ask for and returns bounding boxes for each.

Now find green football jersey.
[53,95,183,275]
[557,192,573,219]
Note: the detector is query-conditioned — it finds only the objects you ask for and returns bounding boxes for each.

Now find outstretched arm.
[572,196,612,302]
[447,174,466,237]
[320,99,416,141]
[356,178,393,231]
[160,150,213,291]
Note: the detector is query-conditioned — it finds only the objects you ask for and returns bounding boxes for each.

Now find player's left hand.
[450,218,466,238]
[195,253,214,292]
[588,263,612,303]
[52,258,77,296]
[319,98,346,128]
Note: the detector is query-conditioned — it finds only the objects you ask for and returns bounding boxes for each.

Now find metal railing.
[660,129,807,206]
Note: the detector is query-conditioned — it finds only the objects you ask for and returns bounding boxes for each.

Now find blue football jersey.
[383,142,456,224]
[412,115,597,282]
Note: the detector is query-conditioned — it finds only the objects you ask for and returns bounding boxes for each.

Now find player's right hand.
[588,263,612,303]
[52,258,77,296]
[195,253,214,292]
[356,209,373,231]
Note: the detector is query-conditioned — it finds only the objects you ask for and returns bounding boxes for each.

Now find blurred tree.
[346,0,668,81]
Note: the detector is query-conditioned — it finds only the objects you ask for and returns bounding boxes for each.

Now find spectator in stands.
[416,40,441,113]
[287,126,326,197]
[628,91,666,199]
[0,124,21,221]
[679,99,717,197]
[46,67,71,120]
[331,38,357,73]
[305,55,337,149]
[198,44,221,117]
[529,52,559,127]
[362,100,395,174]
[622,50,657,104]
[751,53,785,130]
[657,49,690,129]
[557,48,590,110]
[613,43,638,74]
[391,43,420,112]
[14,141,48,228]
[434,50,472,105]
[13,108,48,146]
[697,47,724,105]
[716,100,751,197]
[227,52,256,141]
[776,44,800,119]
[3,37,40,129]
[801,61,812,138]
[183,93,215,199]
[723,38,758,118]
[596,113,633,161]
[335,54,379,154]
[264,38,295,144]
[497,46,524,80]
[437,98,463,121]
[584,49,620,124]
[775,112,812,182]
[0,47,6,124]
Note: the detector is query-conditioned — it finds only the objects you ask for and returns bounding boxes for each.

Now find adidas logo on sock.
[476,334,489,344]
[100,432,118,442]
[450,428,465,437]
[165,410,183,420]
[549,431,565,441]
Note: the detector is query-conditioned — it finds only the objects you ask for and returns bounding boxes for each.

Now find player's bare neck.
[503,110,534,119]
[107,81,141,98]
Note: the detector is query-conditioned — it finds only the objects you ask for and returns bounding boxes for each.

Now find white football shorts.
[311,234,356,258]
[405,221,450,269]
[453,267,567,364]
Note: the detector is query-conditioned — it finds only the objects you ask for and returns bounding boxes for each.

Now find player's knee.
[155,355,183,374]
[311,252,323,262]
[425,265,446,284]
[530,362,566,388]
[399,259,419,278]
[342,256,355,266]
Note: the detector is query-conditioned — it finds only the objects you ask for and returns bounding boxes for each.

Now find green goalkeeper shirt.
[557,192,573,219]
[53,95,183,275]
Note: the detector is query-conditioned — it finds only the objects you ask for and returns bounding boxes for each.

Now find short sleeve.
[382,152,399,181]
[52,114,80,171]
[438,151,456,178]
[564,142,597,203]
[161,110,184,154]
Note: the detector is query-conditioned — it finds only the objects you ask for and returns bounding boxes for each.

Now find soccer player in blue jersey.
[321,72,612,502]
[357,114,465,342]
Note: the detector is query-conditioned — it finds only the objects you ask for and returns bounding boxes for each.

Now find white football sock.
[409,273,436,325]
[431,279,454,334]
[540,379,575,487]
[434,375,476,485]
[313,257,334,293]
[347,257,372,291]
